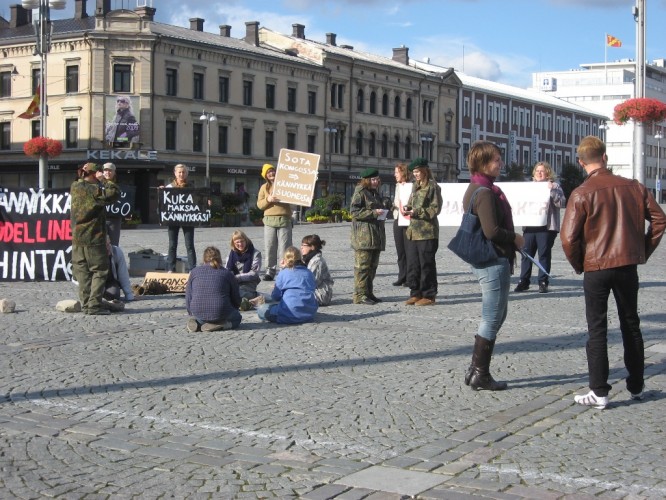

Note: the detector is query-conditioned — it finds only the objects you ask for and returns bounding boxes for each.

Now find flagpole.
[604,33,608,85]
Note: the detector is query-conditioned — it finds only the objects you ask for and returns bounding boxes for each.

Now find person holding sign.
[514,161,566,294]
[403,158,442,306]
[257,163,293,281]
[350,168,386,305]
[102,162,122,246]
[70,162,121,315]
[165,164,197,273]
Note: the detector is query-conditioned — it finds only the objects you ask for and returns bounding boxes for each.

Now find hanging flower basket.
[613,98,666,125]
[23,137,63,158]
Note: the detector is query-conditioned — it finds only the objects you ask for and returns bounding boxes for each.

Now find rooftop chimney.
[245,21,259,46]
[392,46,409,65]
[326,33,336,46]
[10,4,31,28]
[74,0,88,19]
[292,23,305,39]
[219,25,231,37]
[190,18,204,31]
[95,0,110,16]
[135,6,156,21]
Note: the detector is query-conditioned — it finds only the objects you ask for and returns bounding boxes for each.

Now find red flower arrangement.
[23,136,63,158]
[613,98,666,125]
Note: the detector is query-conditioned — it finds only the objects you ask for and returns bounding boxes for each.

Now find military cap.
[408,157,429,171]
[360,167,379,179]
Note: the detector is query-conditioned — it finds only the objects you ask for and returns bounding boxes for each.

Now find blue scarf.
[226,243,255,274]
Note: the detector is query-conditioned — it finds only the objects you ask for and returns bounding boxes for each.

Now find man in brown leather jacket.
[561,135,666,410]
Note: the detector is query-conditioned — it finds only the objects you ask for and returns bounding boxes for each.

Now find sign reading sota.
[272,149,320,207]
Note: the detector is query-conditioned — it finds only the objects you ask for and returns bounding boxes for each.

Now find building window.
[65,118,78,148]
[113,64,131,93]
[369,91,377,114]
[393,134,400,158]
[32,68,40,95]
[445,121,452,142]
[423,99,434,123]
[382,94,389,116]
[0,72,10,97]
[330,83,344,109]
[0,122,10,150]
[394,96,401,118]
[243,80,253,106]
[381,133,388,157]
[166,68,178,97]
[357,89,364,112]
[242,128,252,155]
[405,98,412,120]
[463,98,470,117]
[192,122,203,152]
[308,90,316,115]
[219,76,229,103]
[404,137,411,160]
[66,66,79,93]
[355,130,363,155]
[369,132,376,157]
[287,132,296,150]
[31,120,40,138]
[265,130,274,157]
[266,84,275,109]
[218,125,228,154]
[193,72,204,100]
[307,134,316,153]
[287,87,297,112]
[165,120,176,150]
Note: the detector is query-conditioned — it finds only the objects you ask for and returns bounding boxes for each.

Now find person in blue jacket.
[256,246,318,324]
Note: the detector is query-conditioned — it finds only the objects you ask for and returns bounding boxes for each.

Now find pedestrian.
[350,167,386,305]
[225,229,262,300]
[102,162,123,246]
[164,164,197,273]
[256,246,318,324]
[103,235,134,302]
[561,135,666,410]
[186,246,242,332]
[392,162,411,287]
[463,141,524,391]
[257,163,293,281]
[70,162,121,315]
[403,157,442,306]
[514,161,566,294]
[300,234,334,306]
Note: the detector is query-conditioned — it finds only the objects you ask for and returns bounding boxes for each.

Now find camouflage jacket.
[406,179,442,241]
[70,179,120,246]
[350,186,386,251]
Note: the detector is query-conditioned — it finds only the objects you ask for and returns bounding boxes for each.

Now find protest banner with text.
[106,184,136,219]
[272,149,320,207]
[158,188,211,226]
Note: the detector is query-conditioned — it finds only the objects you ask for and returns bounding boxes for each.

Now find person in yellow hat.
[256,163,293,280]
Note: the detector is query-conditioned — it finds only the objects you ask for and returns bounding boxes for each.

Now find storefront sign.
[273,149,320,207]
[86,150,158,160]
[158,187,211,226]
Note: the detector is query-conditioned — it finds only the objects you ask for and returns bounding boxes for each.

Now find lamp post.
[22,0,67,189]
[199,111,216,188]
[598,121,609,139]
[323,124,337,193]
[656,131,663,203]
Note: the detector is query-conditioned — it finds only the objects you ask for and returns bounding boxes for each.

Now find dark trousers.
[519,229,557,284]
[583,265,644,397]
[393,220,408,283]
[167,225,196,272]
[406,238,438,299]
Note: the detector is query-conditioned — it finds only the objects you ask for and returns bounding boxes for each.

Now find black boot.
[469,336,508,391]
[464,336,479,386]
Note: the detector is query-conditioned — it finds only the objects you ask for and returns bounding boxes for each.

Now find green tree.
[559,163,586,199]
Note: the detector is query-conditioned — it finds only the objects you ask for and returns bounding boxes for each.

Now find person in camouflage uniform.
[70,162,121,315]
[403,158,442,306]
[350,168,386,305]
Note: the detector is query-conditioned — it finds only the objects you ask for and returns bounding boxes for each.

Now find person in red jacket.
[561,135,666,410]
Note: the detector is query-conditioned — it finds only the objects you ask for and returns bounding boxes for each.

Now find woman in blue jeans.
[462,141,524,391]
[165,164,197,272]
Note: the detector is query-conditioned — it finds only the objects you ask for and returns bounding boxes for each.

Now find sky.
[19,0,666,89]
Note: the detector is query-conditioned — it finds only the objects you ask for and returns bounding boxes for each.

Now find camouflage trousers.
[353,249,381,302]
[72,243,109,314]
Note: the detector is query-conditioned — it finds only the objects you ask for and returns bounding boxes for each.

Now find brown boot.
[405,296,421,305]
[469,335,507,391]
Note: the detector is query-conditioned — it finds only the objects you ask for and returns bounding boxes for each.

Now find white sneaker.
[574,390,608,410]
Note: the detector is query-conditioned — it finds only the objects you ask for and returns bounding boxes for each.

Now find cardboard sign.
[142,272,189,293]
[272,149,320,207]
[158,187,211,227]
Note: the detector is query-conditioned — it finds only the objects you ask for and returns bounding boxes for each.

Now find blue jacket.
[270,264,318,324]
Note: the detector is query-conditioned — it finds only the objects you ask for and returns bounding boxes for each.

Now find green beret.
[360,167,379,179]
[408,157,428,171]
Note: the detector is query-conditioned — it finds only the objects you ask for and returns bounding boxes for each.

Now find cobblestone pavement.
[1,220,666,499]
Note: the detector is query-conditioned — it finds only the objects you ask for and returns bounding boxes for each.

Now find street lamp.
[598,121,609,138]
[420,132,434,160]
[199,110,216,187]
[656,131,663,203]
[323,124,337,192]
[22,0,67,189]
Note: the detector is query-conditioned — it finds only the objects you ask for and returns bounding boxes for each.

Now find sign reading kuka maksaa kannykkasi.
[272,149,320,207]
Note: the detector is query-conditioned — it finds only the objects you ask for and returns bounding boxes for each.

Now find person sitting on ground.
[103,236,134,303]
[186,246,242,332]
[256,246,318,324]
[300,234,334,306]
[225,230,262,300]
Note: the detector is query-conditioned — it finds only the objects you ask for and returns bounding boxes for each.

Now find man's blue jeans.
[471,258,510,341]
[167,225,196,272]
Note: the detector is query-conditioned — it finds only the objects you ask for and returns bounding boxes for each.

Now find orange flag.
[606,34,622,48]
[18,85,40,119]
